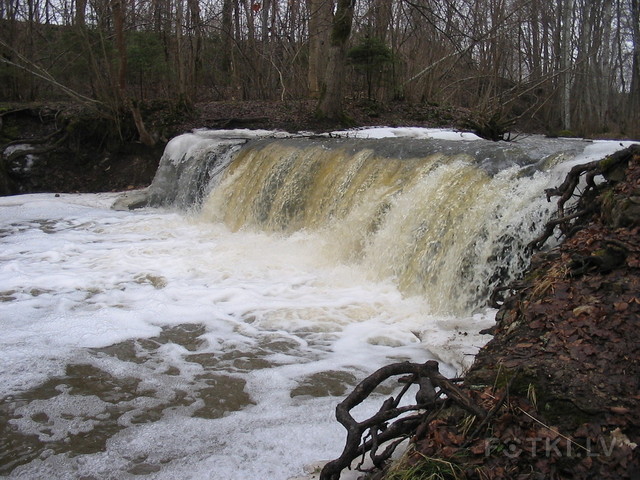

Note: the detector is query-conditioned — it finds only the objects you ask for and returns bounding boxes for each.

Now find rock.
[610,193,640,228]
[112,188,150,210]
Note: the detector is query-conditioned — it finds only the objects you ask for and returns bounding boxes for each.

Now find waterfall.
[142,129,599,314]
[3,128,635,480]
[145,130,255,208]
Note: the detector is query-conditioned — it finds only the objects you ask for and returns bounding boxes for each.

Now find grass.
[385,451,466,480]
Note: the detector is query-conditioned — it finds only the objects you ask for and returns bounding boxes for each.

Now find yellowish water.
[202,139,549,314]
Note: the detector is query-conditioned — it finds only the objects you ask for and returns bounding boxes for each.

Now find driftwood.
[319,360,486,480]
[527,144,640,251]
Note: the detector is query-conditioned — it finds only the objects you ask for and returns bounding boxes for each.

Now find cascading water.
[197,133,585,314]
[0,127,633,480]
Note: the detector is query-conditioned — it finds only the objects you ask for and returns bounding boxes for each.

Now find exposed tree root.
[3,125,64,148]
[527,144,640,251]
[319,360,486,480]
[322,145,640,480]
[3,128,69,163]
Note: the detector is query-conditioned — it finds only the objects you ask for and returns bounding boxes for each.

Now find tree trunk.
[560,0,572,131]
[131,101,156,147]
[187,0,203,99]
[630,0,640,134]
[75,0,86,26]
[111,0,127,99]
[599,0,613,129]
[220,0,234,75]
[530,0,541,80]
[307,0,332,98]
[316,0,354,121]
[371,0,392,41]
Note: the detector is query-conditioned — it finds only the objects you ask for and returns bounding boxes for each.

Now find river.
[0,128,633,479]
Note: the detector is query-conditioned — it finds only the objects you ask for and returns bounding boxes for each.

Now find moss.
[556,130,577,138]
[599,154,619,170]
[0,124,20,142]
[489,367,538,397]
[541,398,593,428]
[471,367,593,429]
[494,367,597,430]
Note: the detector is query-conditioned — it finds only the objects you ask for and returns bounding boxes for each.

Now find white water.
[0,129,635,479]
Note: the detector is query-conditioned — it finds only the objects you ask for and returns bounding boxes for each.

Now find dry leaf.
[573,305,595,316]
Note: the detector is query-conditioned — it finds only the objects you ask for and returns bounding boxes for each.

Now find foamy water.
[0,192,491,479]
[0,130,635,479]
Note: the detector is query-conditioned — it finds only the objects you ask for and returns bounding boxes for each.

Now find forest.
[1,0,640,139]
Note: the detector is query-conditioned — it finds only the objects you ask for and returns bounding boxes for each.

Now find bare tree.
[307,0,333,98]
[630,0,640,133]
[317,0,355,120]
[0,0,638,136]
[560,0,573,130]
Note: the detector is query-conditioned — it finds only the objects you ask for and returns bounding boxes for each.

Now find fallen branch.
[130,101,156,147]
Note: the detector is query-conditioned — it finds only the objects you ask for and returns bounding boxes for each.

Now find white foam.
[331,126,481,140]
[0,193,469,479]
[563,139,638,168]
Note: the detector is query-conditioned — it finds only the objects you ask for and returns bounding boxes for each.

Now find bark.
[630,0,640,132]
[187,0,203,89]
[111,0,127,99]
[560,0,572,130]
[220,0,234,74]
[527,145,640,251]
[530,0,542,79]
[130,101,156,147]
[306,0,332,98]
[319,360,485,480]
[175,0,186,101]
[370,0,392,41]
[75,0,86,26]
[316,0,355,121]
